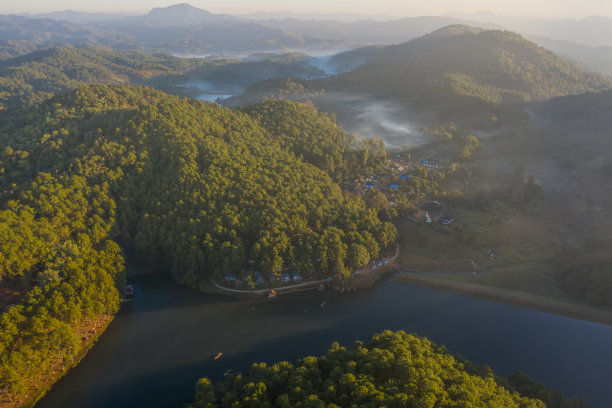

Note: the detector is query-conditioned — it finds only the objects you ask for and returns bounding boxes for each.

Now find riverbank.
[208,277,328,297]
[1,315,114,408]
[394,272,612,326]
[208,244,401,296]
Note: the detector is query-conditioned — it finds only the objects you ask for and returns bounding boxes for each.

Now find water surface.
[38,274,612,407]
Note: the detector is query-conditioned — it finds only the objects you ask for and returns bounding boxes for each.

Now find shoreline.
[394,272,612,327]
[1,315,115,408]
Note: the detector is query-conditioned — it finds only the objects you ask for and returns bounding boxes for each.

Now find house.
[420,201,445,222]
[224,273,237,282]
[249,271,265,286]
[290,271,301,282]
[440,216,454,226]
[280,273,291,283]
[389,184,399,190]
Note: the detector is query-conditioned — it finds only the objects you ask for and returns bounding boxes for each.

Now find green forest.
[0,85,395,402]
[189,330,582,408]
[0,46,208,109]
[239,26,612,128]
[0,46,324,111]
[326,26,612,104]
[0,23,611,406]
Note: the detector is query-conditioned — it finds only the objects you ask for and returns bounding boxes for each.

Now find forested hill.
[326,25,612,104]
[0,47,207,108]
[0,85,395,400]
[189,330,547,408]
[0,85,395,287]
[240,99,387,182]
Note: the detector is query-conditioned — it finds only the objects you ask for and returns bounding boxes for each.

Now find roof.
[420,201,444,211]
[440,216,454,225]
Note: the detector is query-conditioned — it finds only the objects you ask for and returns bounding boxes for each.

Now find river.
[37,273,612,408]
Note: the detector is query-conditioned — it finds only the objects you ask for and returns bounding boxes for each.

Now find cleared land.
[392,129,612,326]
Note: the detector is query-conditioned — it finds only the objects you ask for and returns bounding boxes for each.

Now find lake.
[37,273,612,407]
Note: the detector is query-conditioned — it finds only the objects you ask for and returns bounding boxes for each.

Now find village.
[214,145,465,294]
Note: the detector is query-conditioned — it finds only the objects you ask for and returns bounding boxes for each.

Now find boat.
[214,352,223,360]
[320,301,326,307]
[268,289,277,298]
[124,284,134,299]
[223,369,232,376]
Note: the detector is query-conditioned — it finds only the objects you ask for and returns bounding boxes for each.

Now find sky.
[2,0,612,19]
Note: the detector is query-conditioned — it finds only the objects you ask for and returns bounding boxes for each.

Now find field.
[392,128,612,325]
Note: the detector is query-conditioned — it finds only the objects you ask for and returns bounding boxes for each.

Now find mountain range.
[3,2,610,69]
[324,25,612,104]
[235,25,612,130]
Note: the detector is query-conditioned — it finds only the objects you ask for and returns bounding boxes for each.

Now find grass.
[392,193,612,327]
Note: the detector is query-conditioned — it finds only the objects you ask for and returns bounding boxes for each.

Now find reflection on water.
[38,273,612,408]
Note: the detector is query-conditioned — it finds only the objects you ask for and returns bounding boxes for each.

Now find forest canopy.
[189,330,547,408]
[0,85,395,400]
[0,84,395,288]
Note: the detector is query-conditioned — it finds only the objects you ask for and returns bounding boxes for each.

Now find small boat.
[124,284,134,298]
[223,369,232,376]
[268,290,277,298]
[320,301,326,307]
[214,352,223,360]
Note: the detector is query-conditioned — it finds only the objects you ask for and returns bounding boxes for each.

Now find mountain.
[124,3,239,26]
[532,89,612,135]
[23,10,130,24]
[0,11,346,58]
[0,14,134,60]
[258,16,501,44]
[325,26,612,104]
[0,46,207,108]
[3,5,612,61]
[0,6,501,59]
[446,12,612,47]
[524,34,612,76]
[239,11,396,22]
[238,25,612,129]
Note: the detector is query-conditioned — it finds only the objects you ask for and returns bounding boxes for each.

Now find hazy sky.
[3,0,612,19]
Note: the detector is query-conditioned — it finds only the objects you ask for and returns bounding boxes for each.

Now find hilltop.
[238,25,612,128]
[326,25,612,104]
[125,3,239,26]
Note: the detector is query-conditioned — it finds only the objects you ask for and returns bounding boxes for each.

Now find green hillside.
[0,46,207,108]
[327,25,612,104]
[238,26,612,128]
[240,99,387,182]
[0,85,395,401]
[189,330,546,408]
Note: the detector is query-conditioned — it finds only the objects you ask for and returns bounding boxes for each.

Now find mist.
[312,93,429,149]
